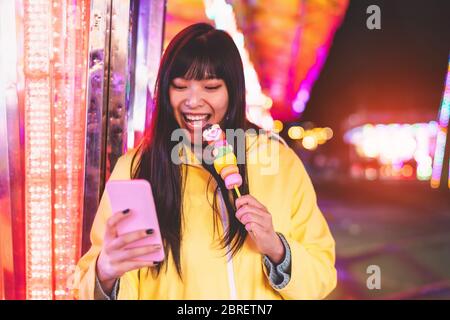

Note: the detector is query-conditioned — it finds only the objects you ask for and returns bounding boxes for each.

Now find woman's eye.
[172,84,187,90]
[205,85,221,90]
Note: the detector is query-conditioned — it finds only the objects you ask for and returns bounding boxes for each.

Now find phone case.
[105,179,165,262]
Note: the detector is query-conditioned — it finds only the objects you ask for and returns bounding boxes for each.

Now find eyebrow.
[172,77,222,82]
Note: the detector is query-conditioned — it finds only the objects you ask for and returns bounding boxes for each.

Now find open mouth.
[182,113,212,131]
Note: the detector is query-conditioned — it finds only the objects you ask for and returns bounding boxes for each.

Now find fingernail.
[146,229,154,235]
[122,208,130,214]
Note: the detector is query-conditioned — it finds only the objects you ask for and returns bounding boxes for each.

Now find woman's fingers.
[235,195,266,211]
[112,244,162,263]
[235,196,273,235]
[237,211,269,232]
[104,209,131,243]
[235,203,273,234]
[100,210,164,280]
[107,229,152,252]
[121,260,160,273]
[240,212,265,227]
[245,221,264,237]
[235,205,268,221]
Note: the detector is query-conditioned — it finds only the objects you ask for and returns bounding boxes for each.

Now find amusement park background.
[0,0,449,299]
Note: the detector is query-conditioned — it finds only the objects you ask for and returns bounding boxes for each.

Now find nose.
[185,87,204,108]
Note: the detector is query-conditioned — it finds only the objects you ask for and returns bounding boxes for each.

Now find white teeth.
[184,114,208,121]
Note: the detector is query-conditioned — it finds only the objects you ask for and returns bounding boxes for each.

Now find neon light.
[345,122,438,181]
[51,0,89,300]
[431,55,450,188]
[23,0,88,299]
[203,0,273,130]
[291,1,349,116]
[24,0,53,300]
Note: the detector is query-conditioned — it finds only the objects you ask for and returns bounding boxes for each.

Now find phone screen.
[105,179,165,262]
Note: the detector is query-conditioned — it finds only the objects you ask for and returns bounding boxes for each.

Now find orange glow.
[365,168,378,181]
[288,126,304,140]
[431,179,440,189]
[273,120,284,133]
[302,135,318,150]
[401,165,413,178]
[380,165,392,178]
[392,168,402,177]
[324,127,334,140]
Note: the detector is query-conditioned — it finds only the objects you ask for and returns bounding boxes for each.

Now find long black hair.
[130,23,258,279]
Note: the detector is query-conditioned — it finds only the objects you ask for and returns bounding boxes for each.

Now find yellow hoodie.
[74,132,337,300]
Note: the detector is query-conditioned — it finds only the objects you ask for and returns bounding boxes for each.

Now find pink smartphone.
[105,179,165,262]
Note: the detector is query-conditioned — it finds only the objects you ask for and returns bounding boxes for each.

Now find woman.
[74,23,336,300]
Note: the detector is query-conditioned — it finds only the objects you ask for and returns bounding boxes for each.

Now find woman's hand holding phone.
[96,209,162,294]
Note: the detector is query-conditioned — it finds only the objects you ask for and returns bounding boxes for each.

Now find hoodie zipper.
[218,190,237,300]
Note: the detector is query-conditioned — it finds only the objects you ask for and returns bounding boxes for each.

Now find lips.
[182,113,212,131]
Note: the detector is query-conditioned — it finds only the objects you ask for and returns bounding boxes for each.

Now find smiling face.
[170,77,229,143]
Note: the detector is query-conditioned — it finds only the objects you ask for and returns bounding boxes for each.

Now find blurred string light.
[431,55,450,189]
[203,0,273,130]
[21,0,89,299]
[272,120,284,133]
[291,1,349,116]
[23,0,53,300]
[344,122,439,181]
[288,126,304,140]
[302,135,318,150]
[287,126,333,150]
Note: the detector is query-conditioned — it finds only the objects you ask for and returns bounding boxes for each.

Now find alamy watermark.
[366,265,381,290]
[170,126,281,175]
[366,5,381,30]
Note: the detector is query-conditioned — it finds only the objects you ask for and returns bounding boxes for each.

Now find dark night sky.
[300,0,450,152]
